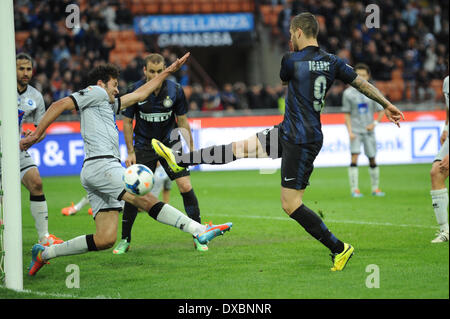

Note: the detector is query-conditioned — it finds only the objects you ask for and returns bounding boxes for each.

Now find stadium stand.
[14,0,449,113]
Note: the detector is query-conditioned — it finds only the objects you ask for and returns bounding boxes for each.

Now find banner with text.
[134,13,254,34]
[27,120,445,177]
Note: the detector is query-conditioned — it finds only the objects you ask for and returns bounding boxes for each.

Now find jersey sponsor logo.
[308,60,330,72]
[139,110,173,122]
[357,102,368,114]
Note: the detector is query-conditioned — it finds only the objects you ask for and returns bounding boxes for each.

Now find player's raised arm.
[120,52,190,109]
[20,96,75,151]
[350,75,404,127]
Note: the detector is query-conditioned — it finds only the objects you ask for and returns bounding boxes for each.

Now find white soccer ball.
[122,164,154,196]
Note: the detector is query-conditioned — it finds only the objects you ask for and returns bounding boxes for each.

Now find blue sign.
[27,130,200,176]
[27,133,126,177]
[411,126,441,159]
[134,13,254,34]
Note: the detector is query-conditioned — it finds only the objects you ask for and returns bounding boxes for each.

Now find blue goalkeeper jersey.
[279,45,357,144]
[122,79,188,149]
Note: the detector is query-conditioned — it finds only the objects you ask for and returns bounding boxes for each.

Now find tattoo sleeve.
[350,75,390,109]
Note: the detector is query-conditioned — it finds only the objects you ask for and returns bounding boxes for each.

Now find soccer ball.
[122,164,154,196]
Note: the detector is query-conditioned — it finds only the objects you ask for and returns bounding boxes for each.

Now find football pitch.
[1,163,448,299]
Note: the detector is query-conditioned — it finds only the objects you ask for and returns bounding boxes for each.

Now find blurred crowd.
[14,0,449,114]
[187,82,286,112]
[272,0,449,102]
[15,0,133,110]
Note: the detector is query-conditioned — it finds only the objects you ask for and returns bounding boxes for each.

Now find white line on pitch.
[0,287,120,299]
[208,213,436,229]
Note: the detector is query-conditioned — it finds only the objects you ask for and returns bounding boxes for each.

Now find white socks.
[348,166,359,192]
[74,196,90,211]
[156,204,206,235]
[30,197,49,241]
[369,166,380,192]
[42,235,89,260]
[431,188,449,232]
[150,165,166,198]
[348,166,381,193]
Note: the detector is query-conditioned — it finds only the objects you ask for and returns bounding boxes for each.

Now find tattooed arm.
[350,75,405,127]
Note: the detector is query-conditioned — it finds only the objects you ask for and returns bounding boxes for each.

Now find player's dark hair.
[87,64,120,85]
[144,53,165,68]
[290,12,319,38]
[16,52,34,67]
[354,63,371,75]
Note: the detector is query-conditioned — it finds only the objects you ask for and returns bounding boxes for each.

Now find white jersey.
[342,86,383,134]
[18,84,46,133]
[70,85,121,160]
[443,76,449,109]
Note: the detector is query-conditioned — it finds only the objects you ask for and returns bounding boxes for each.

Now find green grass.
[1,163,448,299]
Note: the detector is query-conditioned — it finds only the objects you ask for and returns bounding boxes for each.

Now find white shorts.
[434,137,449,162]
[80,157,125,218]
[350,132,377,158]
[0,150,37,181]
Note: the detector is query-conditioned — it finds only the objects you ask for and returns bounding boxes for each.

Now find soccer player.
[342,63,386,197]
[20,53,232,276]
[152,162,172,204]
[61,163,170,216]
[152,13,404,271]
[0,53,63,247]
[113,53,207,255]
[61,196,93,216]
[429,74,449,243]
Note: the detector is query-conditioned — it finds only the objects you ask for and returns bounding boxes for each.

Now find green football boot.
[113,239,130,255]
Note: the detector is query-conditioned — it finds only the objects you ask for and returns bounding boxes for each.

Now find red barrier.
[22,110,446,134]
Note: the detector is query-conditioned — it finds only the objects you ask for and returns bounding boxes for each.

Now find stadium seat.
[316,15,326,29]
[172,0,188,14]
[212,0,228,13]
[131,3,145,15]
[227,0,242,12]
[430,79,443,100]
[269,11,279,27]
[260,5,272,25]
[160,2,173,14]
[15,31,30,48]
[145,3,159,14]
[200,1,215,13]
[105,30,120,41]
[389,79,405,102]
[242,0,255,12]
[183,85,192,100]
[119,30,137,41]
[128,40,146,53]
[392,69,403,80]
[114,40,129,52]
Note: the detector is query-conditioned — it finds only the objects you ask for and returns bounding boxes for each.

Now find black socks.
[181,189,201,223]
[175,143,237,167]
[121,202,139,242]
[290,204,345,254]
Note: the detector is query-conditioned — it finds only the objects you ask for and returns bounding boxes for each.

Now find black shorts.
[135,140,190,181]
[257,125,322,190]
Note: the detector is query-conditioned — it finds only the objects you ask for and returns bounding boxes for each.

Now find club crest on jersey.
[163,96,173,108]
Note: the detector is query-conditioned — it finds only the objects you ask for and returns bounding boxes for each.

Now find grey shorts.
[0,150,37,181]
[80,157,125,218]
[350,132,377,158]
[20,150,38,180]
[434,137,449,162]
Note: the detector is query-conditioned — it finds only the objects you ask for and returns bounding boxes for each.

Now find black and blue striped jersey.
[122,79,188,149]
[279,46,357,144]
